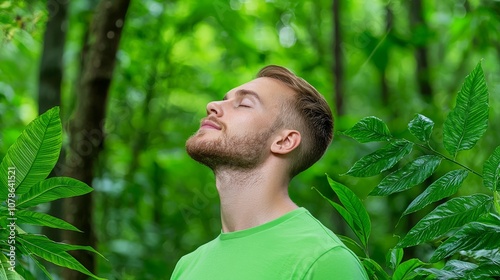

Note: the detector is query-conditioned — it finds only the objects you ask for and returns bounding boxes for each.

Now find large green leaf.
[443,62,488,158]
[370,155,441,196]
[326,176,371,247]
[16,210,81,232]
[0,107,62,200]
[408,114,434,143]
[402,169,468,216]
[430,221,500,262]
[483,145,500,192]
[16,177,92,209]
[342,116,392,143]
[344,140,413,177]
[17,234,105,280]
[397,194,492,248]
[392,258,425,280]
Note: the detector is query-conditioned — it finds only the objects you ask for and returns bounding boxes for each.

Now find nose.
[206,101,223,117]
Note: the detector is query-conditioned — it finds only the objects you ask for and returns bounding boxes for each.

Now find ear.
[270,130,301,155]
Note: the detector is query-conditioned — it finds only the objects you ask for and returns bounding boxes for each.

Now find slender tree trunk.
[38,0,68,245]
[380,5,393,106]
[332,0,344,115]
[62,0,130,279]
[409,0,433,101]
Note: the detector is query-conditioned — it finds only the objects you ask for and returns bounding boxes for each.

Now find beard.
[185,127,275,171]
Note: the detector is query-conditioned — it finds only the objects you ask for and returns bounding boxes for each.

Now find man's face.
[186,77,294,170]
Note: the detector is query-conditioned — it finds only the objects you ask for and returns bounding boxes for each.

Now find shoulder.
[302,246,368,280]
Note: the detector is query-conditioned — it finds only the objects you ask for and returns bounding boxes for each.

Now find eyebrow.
[223,89,262,103]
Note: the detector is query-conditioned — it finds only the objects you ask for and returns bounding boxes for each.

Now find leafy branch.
[318,61,500,279]
[0,107,106,280]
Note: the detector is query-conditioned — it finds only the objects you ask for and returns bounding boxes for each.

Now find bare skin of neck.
[214,160,298,233]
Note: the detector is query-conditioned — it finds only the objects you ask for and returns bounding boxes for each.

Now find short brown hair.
[257,65,333,177]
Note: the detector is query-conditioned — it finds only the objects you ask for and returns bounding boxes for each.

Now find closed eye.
[238,98,253,108]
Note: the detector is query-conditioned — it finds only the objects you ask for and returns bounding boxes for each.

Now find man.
[171,65,368,279]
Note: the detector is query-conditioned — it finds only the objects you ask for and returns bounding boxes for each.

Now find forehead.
[225,77,295,106]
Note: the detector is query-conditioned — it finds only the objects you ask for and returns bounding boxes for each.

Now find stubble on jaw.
[185,128,274,171]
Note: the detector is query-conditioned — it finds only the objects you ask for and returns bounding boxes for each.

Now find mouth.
[200,119,222,130]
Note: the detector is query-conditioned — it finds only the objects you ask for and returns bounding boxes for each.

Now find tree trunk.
[409,0,433,101]
[38,0,69,246]
[332,0,344,116]
[62,0,130,279]
[380,5,393,106]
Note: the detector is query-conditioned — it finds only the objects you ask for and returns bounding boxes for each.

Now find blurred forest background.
[1,0,500,279]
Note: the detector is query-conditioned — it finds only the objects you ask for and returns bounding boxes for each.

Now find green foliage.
[443,62,489,159]
[319,62,500,279]
[0,107,105,279]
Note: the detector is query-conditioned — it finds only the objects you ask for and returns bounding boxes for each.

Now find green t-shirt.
[171,208,368,279]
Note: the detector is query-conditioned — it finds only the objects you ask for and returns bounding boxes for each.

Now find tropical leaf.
[16,240,52,280]
[16,177,92,209]
[392,258,425,280]
[362,258,390,280]
[387,247,403,271]
[370,155,441,196]
[483,145,500,192]
[0,107,62,201]
[402,169,468,216]
[419,260,477,280]
[15,210,81,232]
[0,253,24,280]
[430,222,500,262]
[342,116,392,143]
[397,194,492,248]
[314,187,355,233]
[443,61,488,158]
[464,264,500,279]
[326,176,371,247]
[408,114,434,143]
[17,234,106,280]
[344,140,413,177]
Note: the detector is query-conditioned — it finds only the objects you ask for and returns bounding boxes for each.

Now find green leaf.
[430,222,500,262]
[342,116,392,143]
[344,140,413,177]
[464,263,500,279]
[16,210,82,232]
[0,107,62,201]
[16,177,92,209]
[408,114,434,143]
[326,176,371,248]
[17,234,106,280]
[397,194,493,248]
[403,169,469,216]
[362,258,390,280]
[0,253,24,280]
[16,240,53,280]
[420,260,477,279]
[443,61,488,158]
[313,187,355,229]
[393,258,425,280]
[483,145,500,192]
[370,155,441,196]
[387,247,404,271]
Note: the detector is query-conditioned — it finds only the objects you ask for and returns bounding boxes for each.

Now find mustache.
[201,116,225,130]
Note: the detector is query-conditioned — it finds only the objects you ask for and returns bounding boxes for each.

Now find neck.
[214,165,298,232]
